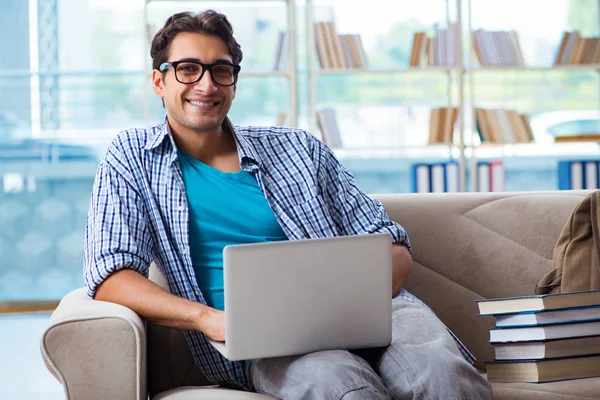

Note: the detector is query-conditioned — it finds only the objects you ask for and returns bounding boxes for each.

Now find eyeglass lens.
[175,62,236,85]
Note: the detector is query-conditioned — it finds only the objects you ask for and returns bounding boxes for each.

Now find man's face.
[152,31,237,135]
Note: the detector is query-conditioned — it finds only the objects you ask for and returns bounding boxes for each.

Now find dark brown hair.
[150,10,243,71]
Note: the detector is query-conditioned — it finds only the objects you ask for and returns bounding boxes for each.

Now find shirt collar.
[143,117,174,151]
[143,116,262,169]
[223,117,262,170]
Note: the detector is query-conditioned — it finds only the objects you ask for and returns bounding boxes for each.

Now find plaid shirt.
[84,118,474,390]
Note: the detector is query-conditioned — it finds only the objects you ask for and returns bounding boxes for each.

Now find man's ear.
[152,69,165,99]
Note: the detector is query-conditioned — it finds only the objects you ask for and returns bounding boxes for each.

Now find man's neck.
[170,120,240,172]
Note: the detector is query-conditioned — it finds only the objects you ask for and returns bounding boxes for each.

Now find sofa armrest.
[40,288,147,400]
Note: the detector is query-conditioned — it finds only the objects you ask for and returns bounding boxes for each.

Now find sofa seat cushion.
[153,386,276,400]
[490,377,600,399]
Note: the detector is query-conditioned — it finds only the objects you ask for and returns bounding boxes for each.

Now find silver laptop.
[208,233,392,361]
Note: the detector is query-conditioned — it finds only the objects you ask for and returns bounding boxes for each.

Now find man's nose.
[194,70,218,91]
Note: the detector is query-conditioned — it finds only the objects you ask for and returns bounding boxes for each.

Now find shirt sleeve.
[311,136,412,253]
[83,161,154,297]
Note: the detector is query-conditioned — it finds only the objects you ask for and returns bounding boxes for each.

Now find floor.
[0,313,64,400]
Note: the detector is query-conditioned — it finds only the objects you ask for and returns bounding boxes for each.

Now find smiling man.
[84,10,491,400]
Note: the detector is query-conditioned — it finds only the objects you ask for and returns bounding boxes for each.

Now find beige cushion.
[377,191,590,370]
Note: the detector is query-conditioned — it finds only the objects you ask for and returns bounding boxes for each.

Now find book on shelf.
[273,31,290,71]
[409,24,459,68]
[275,112,287,127]
[314,21,367,70]
[476,289,600,315]
[409,31,429,67]
[485,354,600,383]
[315,108,343,148]
[476,160,505,192]
[428,107,457,144]
[411,161,460,193]
[472,29,525,67]
[489,320,600,343]
[554,134,600,142]
[557,160,600,190]
[555,31,600,66]
[494,305,600,327]
[493,335,600,360]
[475,108,534,144]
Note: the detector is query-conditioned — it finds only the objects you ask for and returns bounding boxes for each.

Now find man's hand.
[198,308,226,341]
[392,244,413,297]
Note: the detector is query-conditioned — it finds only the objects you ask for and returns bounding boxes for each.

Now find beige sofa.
[41,191,600,400]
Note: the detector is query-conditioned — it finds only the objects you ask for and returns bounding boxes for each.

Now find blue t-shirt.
[177,149,288,310]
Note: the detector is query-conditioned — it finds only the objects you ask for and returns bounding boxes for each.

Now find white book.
[316,108,343,148]
[273,31,285,70]
[570,162,584,190]
[490,162,506,192]
[495,306,600,327]
[416,165,430,193]
[585,161,598,189]
[445,162,460,193]
[489,320,600,343]
[477,163,491,192]
[431,164,445,193]
[494,336,600,360]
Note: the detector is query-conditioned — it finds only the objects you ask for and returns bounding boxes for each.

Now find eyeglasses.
[159,60,241,86]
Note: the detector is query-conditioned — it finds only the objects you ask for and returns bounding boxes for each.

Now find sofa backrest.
[146,190,590,391]
[376,190,589,370]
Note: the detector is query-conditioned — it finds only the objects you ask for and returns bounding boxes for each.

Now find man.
[84,9,492,399]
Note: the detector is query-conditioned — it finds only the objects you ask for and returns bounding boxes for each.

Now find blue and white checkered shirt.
[84,118,474,390]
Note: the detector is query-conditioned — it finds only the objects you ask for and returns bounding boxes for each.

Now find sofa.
[40,190,600,399]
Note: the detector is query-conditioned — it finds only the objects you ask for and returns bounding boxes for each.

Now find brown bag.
[536,191,600,294]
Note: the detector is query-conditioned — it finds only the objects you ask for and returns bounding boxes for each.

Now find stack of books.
[557,160,600,190]
[476,290,600,383]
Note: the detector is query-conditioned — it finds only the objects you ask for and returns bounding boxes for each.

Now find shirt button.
[178,205,184,211]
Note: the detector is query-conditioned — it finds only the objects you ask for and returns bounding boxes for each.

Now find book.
[557,160,584,190]
[489,320,600,343]
[485,354,600,383]
[475,289,600,315]
[554,135,600,142]
[315,108,343,148]
[494,305,600,327]
[410,162,460,193]
[493,336,600,360]
[411,163,431,193]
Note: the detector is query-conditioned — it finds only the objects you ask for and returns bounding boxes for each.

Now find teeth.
[189,101,216,107]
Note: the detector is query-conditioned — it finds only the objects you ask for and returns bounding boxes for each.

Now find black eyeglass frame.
[159,60,241,87]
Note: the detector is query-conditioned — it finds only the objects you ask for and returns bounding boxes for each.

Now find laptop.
[208,233,393,361]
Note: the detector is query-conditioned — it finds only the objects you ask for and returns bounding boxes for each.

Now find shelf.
[470,65,600,72]
[313,65,600,76]
[468,141,600,158]
[240,70,292,78]
[314,67,459,75]
[332,144,460,159]
[146,0,290,3]
[0,161,101,179]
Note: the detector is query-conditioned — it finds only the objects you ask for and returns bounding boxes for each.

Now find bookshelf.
[305,0,469,190]
[139,0,600,193]
[464,0,600,192]
[142,0,298,127]
[305,0,600,193]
